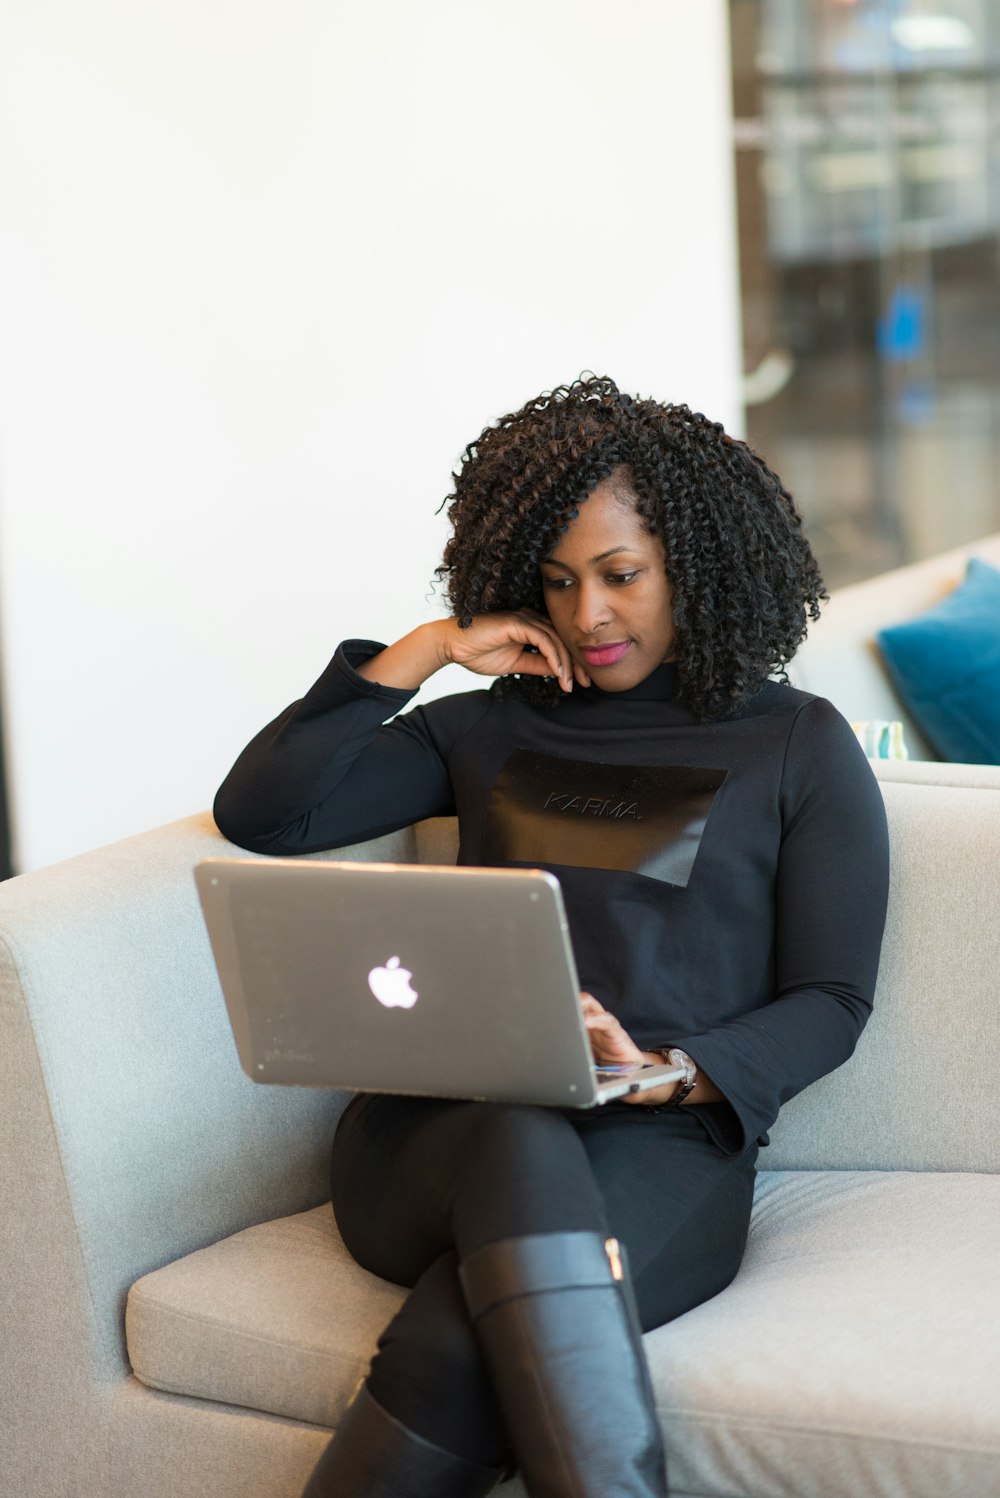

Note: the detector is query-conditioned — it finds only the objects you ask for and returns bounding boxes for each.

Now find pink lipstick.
[579,641,631,667]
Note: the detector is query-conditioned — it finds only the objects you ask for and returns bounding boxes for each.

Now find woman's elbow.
[212,790,275,853]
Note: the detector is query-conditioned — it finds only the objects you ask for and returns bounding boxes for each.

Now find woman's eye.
[542,576,572,590]
[608,571,639,586]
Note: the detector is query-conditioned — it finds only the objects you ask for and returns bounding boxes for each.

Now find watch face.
[667,1049,697,1086]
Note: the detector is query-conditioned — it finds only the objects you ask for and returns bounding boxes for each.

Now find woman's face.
[539,475,675,691]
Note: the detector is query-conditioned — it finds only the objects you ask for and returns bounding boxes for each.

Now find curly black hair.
[435,375,826,721]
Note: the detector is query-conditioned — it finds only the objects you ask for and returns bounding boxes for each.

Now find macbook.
[195,858,683,1108]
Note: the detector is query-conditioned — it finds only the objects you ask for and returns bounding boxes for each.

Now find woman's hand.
[437,611,592,691]
[580,992,680,1107]
[355,613,591,693]
[580,992,646,1067]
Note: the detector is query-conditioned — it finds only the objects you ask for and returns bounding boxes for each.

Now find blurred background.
[732,0,1000,586]
[0,0,998,874]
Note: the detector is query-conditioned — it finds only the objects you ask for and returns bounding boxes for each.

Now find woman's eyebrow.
[542,546,637,570]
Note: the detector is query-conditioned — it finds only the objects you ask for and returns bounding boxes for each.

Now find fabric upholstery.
[0,811,410,1495]
[870,758,1000,789]
[765,781,1000,1172]
[414,813,461,864]
[0,930,117,1498]
[650,1170,1000,1498]
[107,1380,529,1498]
[0,814,358,1377]
[126,1174,1000,1498]
[127,1205,406,1428]
[108,1381,335,1498]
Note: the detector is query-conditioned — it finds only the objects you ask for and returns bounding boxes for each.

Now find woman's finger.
[514,612,575,690]
[584,1011,624,1038]
[510,624,573,688]
[529,645,572,687]
[578,993,645,1067]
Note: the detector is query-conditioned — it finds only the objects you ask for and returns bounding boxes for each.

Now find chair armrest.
[0,811,423,1395]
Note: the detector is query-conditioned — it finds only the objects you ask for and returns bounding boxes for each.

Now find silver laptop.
[194,858,684,1108]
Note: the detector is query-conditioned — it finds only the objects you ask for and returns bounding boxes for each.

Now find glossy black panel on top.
[484,749,728,889]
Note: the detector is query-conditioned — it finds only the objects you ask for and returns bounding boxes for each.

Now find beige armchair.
[2,782,998,1498]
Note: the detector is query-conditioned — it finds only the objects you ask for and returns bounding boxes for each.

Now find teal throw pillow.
[876,556,1000,764]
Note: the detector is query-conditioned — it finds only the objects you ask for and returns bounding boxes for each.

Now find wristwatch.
[658,1047,698,1108]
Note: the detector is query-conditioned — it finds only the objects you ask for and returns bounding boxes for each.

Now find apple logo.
[368,955,419,1009]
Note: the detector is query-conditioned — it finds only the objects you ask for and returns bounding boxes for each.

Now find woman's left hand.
[580,992,646,1067]
[579,992,681,1107]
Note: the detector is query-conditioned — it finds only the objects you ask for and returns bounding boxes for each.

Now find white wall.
[0,0,741,872]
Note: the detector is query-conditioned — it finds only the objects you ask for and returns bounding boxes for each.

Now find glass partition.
[731,0,1000,587]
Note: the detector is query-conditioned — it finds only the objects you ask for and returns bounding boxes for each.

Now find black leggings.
[331,1094,758,1468]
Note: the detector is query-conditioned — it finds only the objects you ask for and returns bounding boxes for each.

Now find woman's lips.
[579,641,632,667]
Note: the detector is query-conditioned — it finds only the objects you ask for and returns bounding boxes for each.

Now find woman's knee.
[456,1101,579,1171]
[440,1103,608,1254]
[628,1156,758,1332]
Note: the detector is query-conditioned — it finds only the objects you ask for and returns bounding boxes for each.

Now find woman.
[214,376,889,1498]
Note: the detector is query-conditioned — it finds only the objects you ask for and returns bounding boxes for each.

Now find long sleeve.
[213,640,488,855]
[213,646,889,1155]
[671,698,890,1153]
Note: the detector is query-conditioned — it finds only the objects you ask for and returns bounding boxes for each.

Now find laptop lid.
[194,858,680,1108]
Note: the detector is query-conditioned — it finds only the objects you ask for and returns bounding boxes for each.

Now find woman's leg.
[304,1094,619,1496]
[302,1248,507,1498]
[308,1094,755,1497]
[364,1250,509,1469]
[330,1092,612,1279]
[455,1106,756,1498]
[571,1104,759,1332]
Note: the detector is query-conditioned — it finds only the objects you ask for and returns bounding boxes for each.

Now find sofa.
[2,775,999,1498]
[788,529,1000,760]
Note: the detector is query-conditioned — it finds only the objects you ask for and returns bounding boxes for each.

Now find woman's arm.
[212,638,455,853]
[355,612,586,692]
[580,994,724,1108]
[213,612,584,855]
[668,698,891,1152]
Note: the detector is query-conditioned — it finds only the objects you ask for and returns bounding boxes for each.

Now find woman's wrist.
[637,1049,724,1108]
[636,1051,682,1106]
[354,621,453,691]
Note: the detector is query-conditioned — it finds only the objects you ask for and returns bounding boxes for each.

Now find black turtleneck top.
[214,640,890,1154]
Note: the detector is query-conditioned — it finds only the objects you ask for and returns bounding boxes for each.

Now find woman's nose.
[574,582,615,633]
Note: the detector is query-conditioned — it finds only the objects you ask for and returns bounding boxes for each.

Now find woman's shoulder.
[739,679,875,783]
[741,677,850,734]
[756,684,886,829]
[776,681,858,740]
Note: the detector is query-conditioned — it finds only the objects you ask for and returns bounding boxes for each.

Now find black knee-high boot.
[300,1385,505,1498]
[459,1232,668,1498]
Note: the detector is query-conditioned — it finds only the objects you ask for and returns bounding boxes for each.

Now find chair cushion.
[650,1169,1000,1498]
[876,556,1000,764]
[126,1205,406,1429]
[128,1171,1000,1497]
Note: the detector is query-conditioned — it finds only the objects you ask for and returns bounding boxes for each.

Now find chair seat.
[127,1205,407,1430]
[127,1170,1000,1498]
[650,1170,1000,1498]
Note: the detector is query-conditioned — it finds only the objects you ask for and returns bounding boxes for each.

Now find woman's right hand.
[355,613,591,692]
[436,611,591,691]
